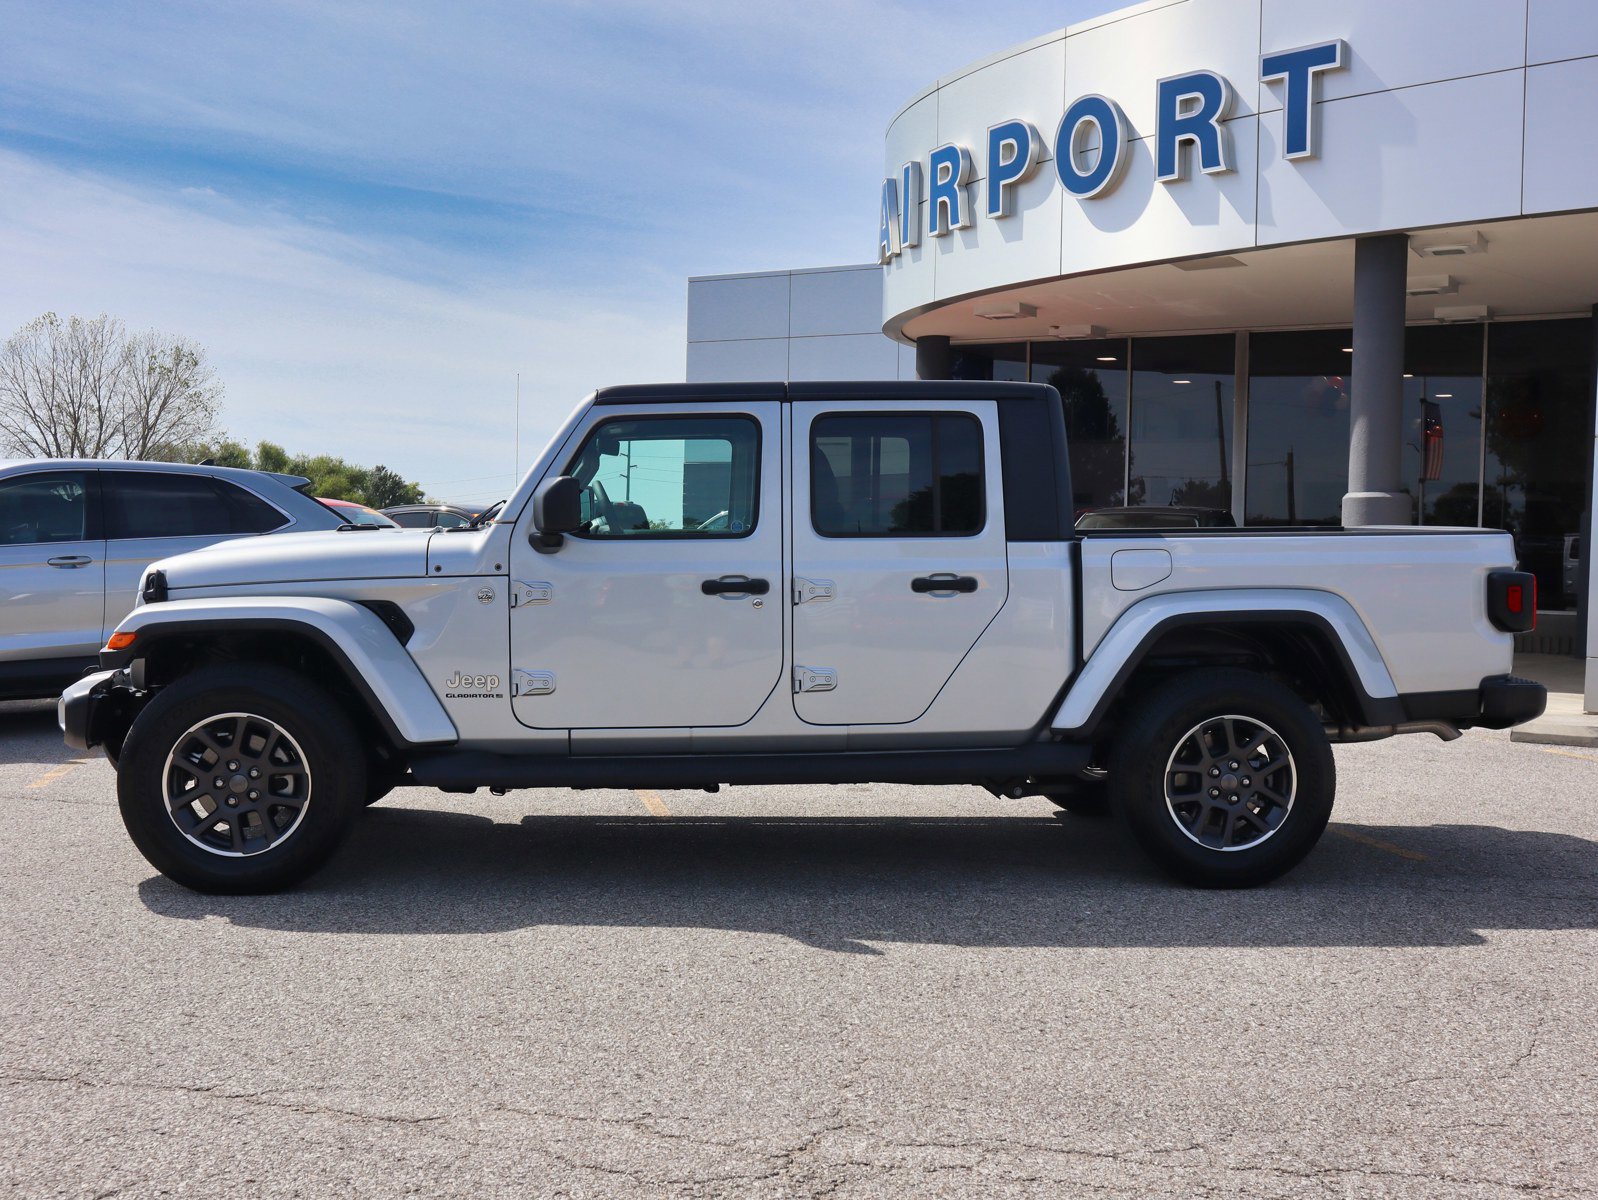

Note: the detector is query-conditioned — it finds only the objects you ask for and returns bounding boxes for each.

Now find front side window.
[103,472,281,539]
[563,415,760,538]
[810,413,984,537]
[0,472,92,545]
[390,510,433,528]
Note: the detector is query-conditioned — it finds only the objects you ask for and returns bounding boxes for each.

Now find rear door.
[101,470,289,632]
[789,400,1009,725]
[0,469,106,666]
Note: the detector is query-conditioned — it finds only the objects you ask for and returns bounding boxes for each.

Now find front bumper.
[58,669,126,752]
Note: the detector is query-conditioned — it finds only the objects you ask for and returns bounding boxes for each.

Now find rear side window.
[390,510,434,528]
[810,413,984,537]
[103,472,286,539]
[0,472,93,545]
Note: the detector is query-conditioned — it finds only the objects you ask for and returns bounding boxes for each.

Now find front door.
[510,404,784,730]
[0,469,105,667]
[789,400,1009,726]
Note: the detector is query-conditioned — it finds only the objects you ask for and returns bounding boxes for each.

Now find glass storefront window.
[950,343,1028,382]
[1246,330,1353,526]
[1485,318,1593,609]
[1402,324,1484,527]
[1030,338,1128,513]
[1129,335,1234,513]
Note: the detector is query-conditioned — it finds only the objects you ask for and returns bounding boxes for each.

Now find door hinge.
[512,669,556,696]
[510,580,553,607]
[793,666,838,693]
[793,577,836,605]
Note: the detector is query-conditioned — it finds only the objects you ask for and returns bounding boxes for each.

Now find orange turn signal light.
[106,631,137,651]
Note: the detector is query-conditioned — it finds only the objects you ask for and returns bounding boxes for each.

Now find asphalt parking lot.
[2,700,1594,1199]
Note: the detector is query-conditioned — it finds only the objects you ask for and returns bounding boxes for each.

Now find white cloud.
[0,149,683,501]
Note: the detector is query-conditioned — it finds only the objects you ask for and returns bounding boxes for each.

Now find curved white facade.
[882,0,1598,341]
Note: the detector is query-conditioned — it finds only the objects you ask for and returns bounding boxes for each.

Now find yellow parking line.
[635,789,672,818]
[1535,747,1598,763]
[27,759,91,789]
[1328,825,1429,862]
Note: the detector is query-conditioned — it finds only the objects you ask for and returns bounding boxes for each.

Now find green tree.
[254,441,290,474]
[363,464,423,508]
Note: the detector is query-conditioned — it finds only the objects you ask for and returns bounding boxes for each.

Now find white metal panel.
[789,399,1009,726]
[1058,118,1259,279]
[508,402,785,731]
[882,92,939,330]
[1523,57,1598,216]
[897,343,917,379]
[788,267,885,338]
[1063,0,1263,134]
[1527,0,1598,65]
[113,596,459,744]
[936,38,1064,181]
[1074,529,1516,695]
[843,542,1075,748]
[1255,71,1524,248]
[1051,587,1399,732]
[686,338,789,383]
[787,334,901,382]
[1262,0,1528,105]
[685,274,790,342]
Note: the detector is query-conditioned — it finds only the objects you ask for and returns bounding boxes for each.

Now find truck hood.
[154,529,434,591]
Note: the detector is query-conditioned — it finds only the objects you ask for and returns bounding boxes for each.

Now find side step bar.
[408,741,1092,793]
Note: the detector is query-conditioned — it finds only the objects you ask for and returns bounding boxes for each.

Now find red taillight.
[1487,570,1537,633]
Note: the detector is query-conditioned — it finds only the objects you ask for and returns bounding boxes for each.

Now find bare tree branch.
[0,313,222,460]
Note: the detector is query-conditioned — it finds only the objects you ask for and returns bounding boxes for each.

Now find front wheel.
[117,664,366,893]
[1108,669,1334,888]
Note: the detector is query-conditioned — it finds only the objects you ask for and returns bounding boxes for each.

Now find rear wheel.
[117,664,365,893]
[1108,669,1334,887]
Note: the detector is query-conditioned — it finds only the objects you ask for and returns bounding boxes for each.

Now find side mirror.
[531,475,581,552]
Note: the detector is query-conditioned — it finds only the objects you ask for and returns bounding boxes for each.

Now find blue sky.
[0,1,1097,503]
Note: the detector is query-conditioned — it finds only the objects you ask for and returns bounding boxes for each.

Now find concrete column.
[1584,308,1598,713]
[916,335,952,381]
[1341,234,1414,527]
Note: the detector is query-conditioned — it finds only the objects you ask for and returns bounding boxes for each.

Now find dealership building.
[688,0,1598,712]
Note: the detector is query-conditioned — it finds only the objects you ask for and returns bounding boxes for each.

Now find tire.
[1107,669,1334,888]
[116,664,366,893]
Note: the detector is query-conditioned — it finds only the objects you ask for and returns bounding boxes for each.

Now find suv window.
[0,472,94,545]
[564,415,760,538]
[103,471,286,539]
[810,413,984,537]
[434,511,470,528]
[389,510,434,528]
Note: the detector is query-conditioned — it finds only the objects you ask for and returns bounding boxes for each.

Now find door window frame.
[560,412,764,542]
[0,469,103,546]
[806,409,988,539]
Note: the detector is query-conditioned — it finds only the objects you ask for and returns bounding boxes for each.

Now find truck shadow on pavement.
[136,804,1598,953]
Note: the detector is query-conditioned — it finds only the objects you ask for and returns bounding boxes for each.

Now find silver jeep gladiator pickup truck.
[61,381,1546,892]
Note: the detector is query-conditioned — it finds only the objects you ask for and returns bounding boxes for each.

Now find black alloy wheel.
[1108,669,1335,887]
[118,664,365,893]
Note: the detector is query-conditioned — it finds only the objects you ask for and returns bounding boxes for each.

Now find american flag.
[1421,400,1444,482]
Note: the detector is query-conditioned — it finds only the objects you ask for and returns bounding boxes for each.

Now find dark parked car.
[382,503,477,529]
[320,498,400,528]
[1076,506,1238,530]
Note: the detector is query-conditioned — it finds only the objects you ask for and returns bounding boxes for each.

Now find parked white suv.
[0,460,342,699]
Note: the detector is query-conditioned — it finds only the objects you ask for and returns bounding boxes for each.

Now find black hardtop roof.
[591,380,1057,405]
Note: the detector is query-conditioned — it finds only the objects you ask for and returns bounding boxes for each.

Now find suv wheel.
[117,664,366,893]
[1108,669,1334,887]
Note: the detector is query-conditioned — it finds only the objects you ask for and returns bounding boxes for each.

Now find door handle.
[701,576,770,596]
[911,574,978,594]
[46,556,92,569]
